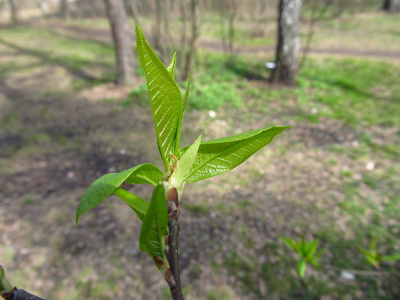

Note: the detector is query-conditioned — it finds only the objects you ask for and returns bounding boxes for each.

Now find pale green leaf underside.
[76,163,163,225]
[139,185,168,259]
[114,188,149,221]
[136,26,182,169]
[183,126,289,183]
[170,134,202,188]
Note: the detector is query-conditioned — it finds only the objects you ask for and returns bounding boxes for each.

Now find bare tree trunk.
[154,0,163,52]
[8,0,18,25]
[59,0,71,19]
[184,0,199,80]
[128,0,140,24]
[332,0,345,18]
[179,0,188,74]
[104,0,136,85]
[383,0,400,12]
[270,0,302,86]
[153,0,172,62]
[38,0,48,18]
[218,0,237,66]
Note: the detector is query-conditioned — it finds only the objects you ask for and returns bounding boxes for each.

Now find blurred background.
[0,0,399,299]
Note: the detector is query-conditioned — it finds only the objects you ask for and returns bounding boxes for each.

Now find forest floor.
[0,13,400,300]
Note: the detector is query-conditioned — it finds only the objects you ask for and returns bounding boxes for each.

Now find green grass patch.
[299,57,400,127]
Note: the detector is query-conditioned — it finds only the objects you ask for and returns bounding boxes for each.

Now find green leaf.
[357,245,375,260]
[113,188,149,221]
[0,265,13,294]
[170,134,202,189]
[297,260,307,278]
[369,237,377,252]
[303,239,319,258]
[176,68,193,155]
[281,237,301,254]
[139,185,168,259]
[167,52,177,80]
[76,163,162,225]
[365,256,379,267]
[183,126,289,183]
[314,249,324,259]
[124,163,164,186]
[381,254,400,261]
[136,26,182,170]
[308,257,320,269]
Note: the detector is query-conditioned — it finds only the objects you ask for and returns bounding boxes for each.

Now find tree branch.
[165,187,184,300]
[2,288,46,300]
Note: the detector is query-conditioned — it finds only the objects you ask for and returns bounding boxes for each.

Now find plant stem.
[165,187,184,300]
[2,287,46,300]
[1,266,46,300]
[168,218,182,288]
[299,278,309,300]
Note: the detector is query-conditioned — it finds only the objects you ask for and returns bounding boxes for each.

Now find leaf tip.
[75,210,81,226]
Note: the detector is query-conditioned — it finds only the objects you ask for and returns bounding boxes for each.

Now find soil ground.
[1,15,400,300]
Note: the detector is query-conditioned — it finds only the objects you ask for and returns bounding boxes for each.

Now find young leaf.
[176,68,193,155]
[0,265,13,294]
[139,185,168,259]
[167,53,177,80]
[136,26,182,169]
[281,237,295,250]
[281,237,301,254]
[113,188,149,221]
[365,256,379,268]
[314,249,324,260]
[297,260,307,278]
[307,257,320,269]
[302,239,319,258]
[368,238,377,252]
[357,245,376,260]
[183,126,289,183]
[124,163,164,186]
[76,163,162,225]
[381,254,400,261]
[170,134,202,189]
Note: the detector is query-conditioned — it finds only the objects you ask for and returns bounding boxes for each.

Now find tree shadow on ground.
[0,37,113,84]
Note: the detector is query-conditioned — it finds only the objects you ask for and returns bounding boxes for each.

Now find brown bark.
[8,0,18,25]
[2,288,46,300]
[383,0,400,12]
[59,0,71,19]
[164,187,184,299]
[179,0,188,74]
[270,0,302,86]
[128,0,140,24]
[103,0,136,85]
[183,0,199,80]
[153,0,172,62]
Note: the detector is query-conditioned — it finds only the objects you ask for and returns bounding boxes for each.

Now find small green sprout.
[281,236,324,278]
[357,238,400,269]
